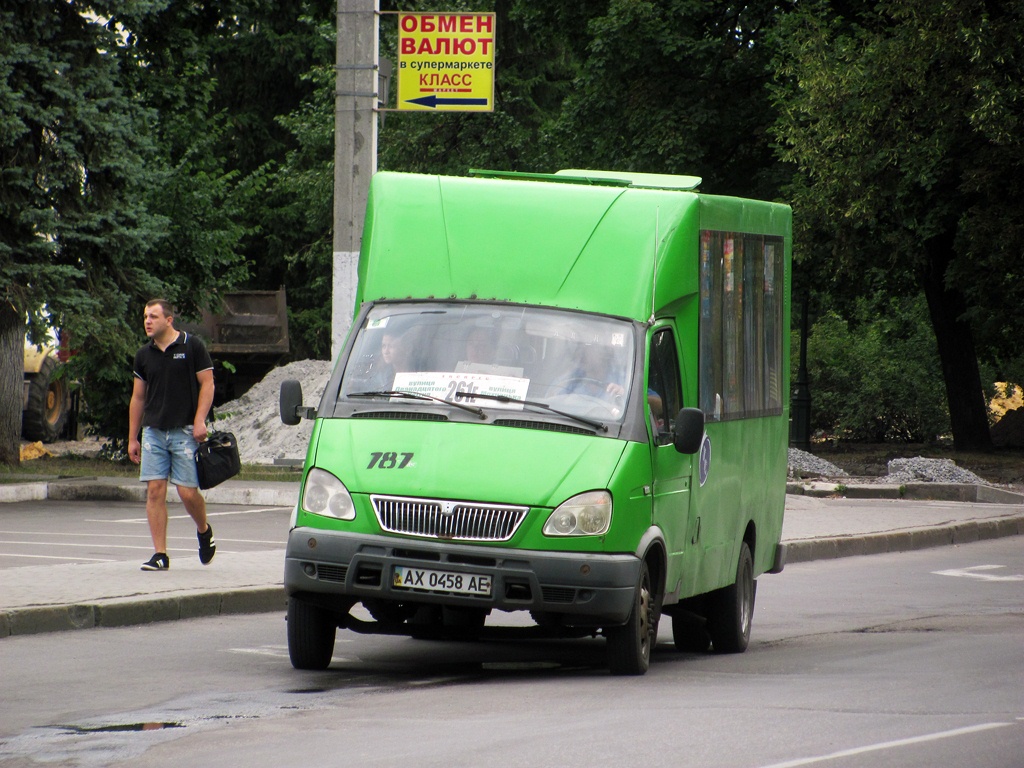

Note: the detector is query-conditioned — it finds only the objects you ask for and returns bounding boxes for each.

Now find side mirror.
[672,407,705,454]
[280,379,304,425]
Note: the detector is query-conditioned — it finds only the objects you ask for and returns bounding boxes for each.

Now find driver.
[559,343,626,401]
[361,327,413,390]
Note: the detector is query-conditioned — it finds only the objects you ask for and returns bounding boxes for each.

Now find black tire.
[606,559,659,675]
[287,597,337,670]
[707,541,756,654]
[671,611,711,653]
[22,356,70,443]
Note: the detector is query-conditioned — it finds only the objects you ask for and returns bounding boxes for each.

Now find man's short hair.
[145,298,175,319]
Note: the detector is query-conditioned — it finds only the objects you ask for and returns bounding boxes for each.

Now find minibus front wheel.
[287,596,337,670]
[605,559,658,675]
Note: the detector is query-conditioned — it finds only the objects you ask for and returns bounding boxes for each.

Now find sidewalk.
[1,477,1021,638]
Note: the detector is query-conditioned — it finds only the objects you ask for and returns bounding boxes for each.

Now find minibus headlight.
[543,491,612,536]
[301,468,356,520]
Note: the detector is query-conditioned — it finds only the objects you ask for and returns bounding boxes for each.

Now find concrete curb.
[0,586,287,638]
[0,478,298,507]
[0,483,49,503]
[784,514,1024,563]
[786,481,1024,504]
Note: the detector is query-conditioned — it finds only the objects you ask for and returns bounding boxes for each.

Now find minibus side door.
[647,325,697,600]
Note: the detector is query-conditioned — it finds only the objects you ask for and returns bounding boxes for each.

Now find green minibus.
[280,169,791,675]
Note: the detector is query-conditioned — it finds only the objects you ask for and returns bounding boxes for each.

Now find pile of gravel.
[213,359,333,465]
[788,447,990,486]
[788,448,848,478]
[884,457,989,486]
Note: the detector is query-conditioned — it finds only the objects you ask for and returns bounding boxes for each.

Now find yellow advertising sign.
[397,13,495,112]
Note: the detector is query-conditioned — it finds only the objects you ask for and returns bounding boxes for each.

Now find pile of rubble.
[213,359,333,465]
[788,448,990,486]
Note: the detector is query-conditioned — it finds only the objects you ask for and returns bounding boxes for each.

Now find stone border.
[784,515,1024,563]
[0,587,287,638]
[787,481,1024,504]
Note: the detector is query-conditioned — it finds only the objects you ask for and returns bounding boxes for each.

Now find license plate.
[393,566,492,596]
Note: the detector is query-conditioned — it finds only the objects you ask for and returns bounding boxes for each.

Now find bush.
[802,296,949,442]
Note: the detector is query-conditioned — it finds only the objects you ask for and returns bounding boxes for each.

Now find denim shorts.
[139,426,200,488]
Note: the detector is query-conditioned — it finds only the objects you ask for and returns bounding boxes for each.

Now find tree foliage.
[111,0,336,357]
[274,55,337,359]
[549,0,793,199]
[1,1,163,464]
[803,296,949,442]
[771,0,1024,449]
[0,1,277,461]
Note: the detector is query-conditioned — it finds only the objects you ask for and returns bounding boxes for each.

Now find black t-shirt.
[133,332,214,430]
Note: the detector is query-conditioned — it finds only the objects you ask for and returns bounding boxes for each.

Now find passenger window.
[648,329,683,445]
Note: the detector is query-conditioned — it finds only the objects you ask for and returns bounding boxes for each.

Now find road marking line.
[933,565,1024,582]
[757,722,1014,768]
[0,531,151,539]
[228,646,290,658]
[0,532,281,545]
[0,553,116,562]
[101,508,288,524]
[0,540,152,549]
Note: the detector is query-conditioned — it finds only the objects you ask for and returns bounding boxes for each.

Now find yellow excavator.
[22,346,72,443]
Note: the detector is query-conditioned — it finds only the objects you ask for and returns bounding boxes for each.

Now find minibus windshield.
[341,303,635,426]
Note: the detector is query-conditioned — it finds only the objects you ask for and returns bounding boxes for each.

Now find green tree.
[772,0,1024,450]
[113,0,336,357]
[0,2,163,465]
[550,0,793,200]
[274,59,336,359]
[804,296,949,442]
[0,2,258,463]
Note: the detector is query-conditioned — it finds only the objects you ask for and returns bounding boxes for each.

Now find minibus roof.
[356,170,788,321]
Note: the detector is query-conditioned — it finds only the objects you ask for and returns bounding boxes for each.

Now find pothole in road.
[58,722,185,733]
[854,612,1023,634]
[0,689,339,766]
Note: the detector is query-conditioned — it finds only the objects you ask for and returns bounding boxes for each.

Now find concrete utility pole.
[332,0,379,360]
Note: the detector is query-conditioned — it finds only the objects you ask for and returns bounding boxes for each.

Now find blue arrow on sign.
[406,94,489,109]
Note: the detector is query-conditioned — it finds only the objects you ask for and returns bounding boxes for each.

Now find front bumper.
[284,527,641,625]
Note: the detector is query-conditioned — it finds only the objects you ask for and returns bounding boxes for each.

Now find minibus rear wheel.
[287,596,337,670]
[707,542,756,653]
[606,559,657,675]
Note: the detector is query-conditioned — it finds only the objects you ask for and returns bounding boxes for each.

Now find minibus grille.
[371,495,528,542]
[351,411,448,422]
[493,418,596,436]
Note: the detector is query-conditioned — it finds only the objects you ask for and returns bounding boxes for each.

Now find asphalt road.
[0,499,290,568]
[1,538,1020,768]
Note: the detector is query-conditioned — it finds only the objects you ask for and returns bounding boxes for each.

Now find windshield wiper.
[348,390,486,419]
[455,391,608,433]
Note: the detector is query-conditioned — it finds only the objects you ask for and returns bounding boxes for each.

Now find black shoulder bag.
[195,430,241,489]
[186,333,241,489]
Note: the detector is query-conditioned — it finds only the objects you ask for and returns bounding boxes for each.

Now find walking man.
[128,299,216,570]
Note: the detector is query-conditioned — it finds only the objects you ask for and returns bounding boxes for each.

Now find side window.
[648,329,683,445]
[699,230,785,420]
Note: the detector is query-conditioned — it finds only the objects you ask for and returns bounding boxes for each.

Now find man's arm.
[128,377,146,464]
[193,368,214,442]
